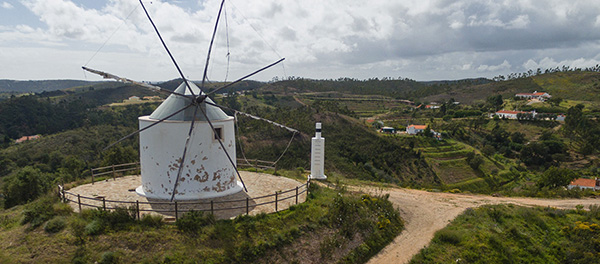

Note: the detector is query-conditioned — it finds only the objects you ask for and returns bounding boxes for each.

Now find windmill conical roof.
[149,81,229,121]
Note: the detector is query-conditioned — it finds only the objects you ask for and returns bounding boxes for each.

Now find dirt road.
[363,187,600,264]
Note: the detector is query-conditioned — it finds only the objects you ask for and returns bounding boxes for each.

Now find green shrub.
[320,234,344,260]
[84,219,104,236]
[2,166,51,208]
[435,229,463,245]
[176,210,215,234]
[99,251,118,264]
[52,202,73,216]
[140,214,163,228]
[69,217,87,244]
[44,216,66,233]
[20,194,59,228]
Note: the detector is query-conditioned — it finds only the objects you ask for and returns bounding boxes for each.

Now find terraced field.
[417,140,480,185]
[417,140,502,190]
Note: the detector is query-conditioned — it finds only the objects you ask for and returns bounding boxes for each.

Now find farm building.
[515,91,551,101]
[568,178,600,191]
[492,110,537,119]
[406,125,427,135]
[380,127,396,134]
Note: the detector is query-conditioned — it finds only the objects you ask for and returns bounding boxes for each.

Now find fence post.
[136,200,140,220]
[62,188,66,203]
[246,197,249,215]
[102,197,106,211]
[174,201,178,221]
[275,192,278,212]
[112,165,116,180]
[91,168,94,185]
[295,186,299,205]
[210,200,214,215]
[77,194,82,213]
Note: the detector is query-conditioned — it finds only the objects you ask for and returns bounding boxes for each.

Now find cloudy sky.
[1,0,600,82]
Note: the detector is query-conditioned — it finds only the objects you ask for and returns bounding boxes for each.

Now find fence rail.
[88,162,140,184]
[59,162,309,220]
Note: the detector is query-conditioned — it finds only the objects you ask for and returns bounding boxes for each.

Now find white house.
[515,91,551,101]
[493,110,537,119]
[406,125,427,135]
[568,178,600,191]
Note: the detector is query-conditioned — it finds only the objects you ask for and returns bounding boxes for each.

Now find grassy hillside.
[0,185,403,264]
[411,204,600,263]
[420,71,600,105]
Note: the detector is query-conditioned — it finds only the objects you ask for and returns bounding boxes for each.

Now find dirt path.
[362,186,600,264]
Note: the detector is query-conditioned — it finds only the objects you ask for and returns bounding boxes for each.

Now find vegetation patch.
[0,183,403,264]
[411,204,600,263]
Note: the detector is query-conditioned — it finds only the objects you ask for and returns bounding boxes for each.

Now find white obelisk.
[309,122,327,180]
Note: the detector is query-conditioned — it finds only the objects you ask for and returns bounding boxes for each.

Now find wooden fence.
[88,162,140,184]
[58,181,309,220]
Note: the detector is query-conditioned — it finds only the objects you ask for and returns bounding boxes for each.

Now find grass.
[410,204,600,264]
[0,184,403,264]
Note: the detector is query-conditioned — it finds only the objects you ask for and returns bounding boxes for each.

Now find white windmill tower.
[137,81,241,200]
[83,0,297,201]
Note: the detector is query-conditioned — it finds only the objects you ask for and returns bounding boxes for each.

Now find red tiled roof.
[408,125,427,130]
[533,92,546,96]
[569,178,597,188]
[15,135,40,143]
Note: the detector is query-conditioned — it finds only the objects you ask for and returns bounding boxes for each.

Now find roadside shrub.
[176,210,215,234]
[435,229,463,245]
[44,216,66,233]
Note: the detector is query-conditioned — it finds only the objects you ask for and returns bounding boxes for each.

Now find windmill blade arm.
[197,105,248,192]
[82,66,192,99]
[138,0,196,98]
[207,58,285,96]
[205,101,299,133]
[102,103,193,151]
[201,0,226,89]
[170,105,199,201]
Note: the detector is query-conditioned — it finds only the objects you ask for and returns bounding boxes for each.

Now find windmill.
[83,0,298,201]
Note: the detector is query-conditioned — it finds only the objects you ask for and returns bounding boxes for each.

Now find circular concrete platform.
[64,171,308,220]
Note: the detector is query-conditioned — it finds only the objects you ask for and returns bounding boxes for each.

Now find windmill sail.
[85,0,296,201]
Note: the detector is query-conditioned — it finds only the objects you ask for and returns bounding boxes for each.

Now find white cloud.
[477,60,511,72]
[3,0,600,81]
[1,2,13,9]
[522,57,600,71]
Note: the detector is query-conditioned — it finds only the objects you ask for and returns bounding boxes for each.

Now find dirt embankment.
[363,187,600,264]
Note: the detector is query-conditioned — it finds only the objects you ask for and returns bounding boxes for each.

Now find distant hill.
[157,78,265,93]
[422,71,600,104]
[0,80,100,93]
